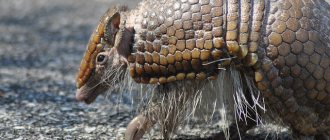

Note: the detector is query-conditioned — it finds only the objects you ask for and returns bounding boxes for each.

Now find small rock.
[64,135,73,139]
[64,127,76,132]
[60,107,72,111]
[5,134,15,139]
[13,137,24,140]
[13,126,25,130]
[84,127,96,134]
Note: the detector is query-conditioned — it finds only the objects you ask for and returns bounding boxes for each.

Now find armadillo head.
[75,6,133,104]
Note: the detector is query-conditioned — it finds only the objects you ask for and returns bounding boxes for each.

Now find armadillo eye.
[96,54,107,65]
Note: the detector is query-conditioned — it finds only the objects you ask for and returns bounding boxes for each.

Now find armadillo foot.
[125,115,155,140]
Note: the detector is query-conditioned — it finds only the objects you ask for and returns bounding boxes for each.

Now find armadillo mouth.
[76,85,107,104]
[76,87,98,104]
[76,77,108,104]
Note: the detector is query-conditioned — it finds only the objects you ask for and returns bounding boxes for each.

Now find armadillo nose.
[75,87,98,104]
[75,88,87,102]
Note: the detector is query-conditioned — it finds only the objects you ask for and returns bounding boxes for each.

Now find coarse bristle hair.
[101,64,268,139]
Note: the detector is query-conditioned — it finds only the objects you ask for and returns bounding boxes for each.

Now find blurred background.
[0,0,328,139]
[0,0,146,139]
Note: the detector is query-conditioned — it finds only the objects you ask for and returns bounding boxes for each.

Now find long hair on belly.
[103,64,266,139]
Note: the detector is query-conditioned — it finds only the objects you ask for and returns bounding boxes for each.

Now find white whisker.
[202,56,237,65]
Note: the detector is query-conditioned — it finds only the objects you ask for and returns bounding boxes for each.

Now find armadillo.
[75,0,330,139]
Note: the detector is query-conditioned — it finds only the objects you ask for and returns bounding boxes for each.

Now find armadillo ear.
[104,11,121,46]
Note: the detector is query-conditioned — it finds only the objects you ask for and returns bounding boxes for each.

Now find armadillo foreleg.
[125,103,160,140]
[125,114,156,140]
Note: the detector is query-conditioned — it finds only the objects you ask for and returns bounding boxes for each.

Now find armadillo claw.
[125,115,155,140]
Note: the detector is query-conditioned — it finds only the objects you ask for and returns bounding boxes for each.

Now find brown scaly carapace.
[75,0,330,139]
